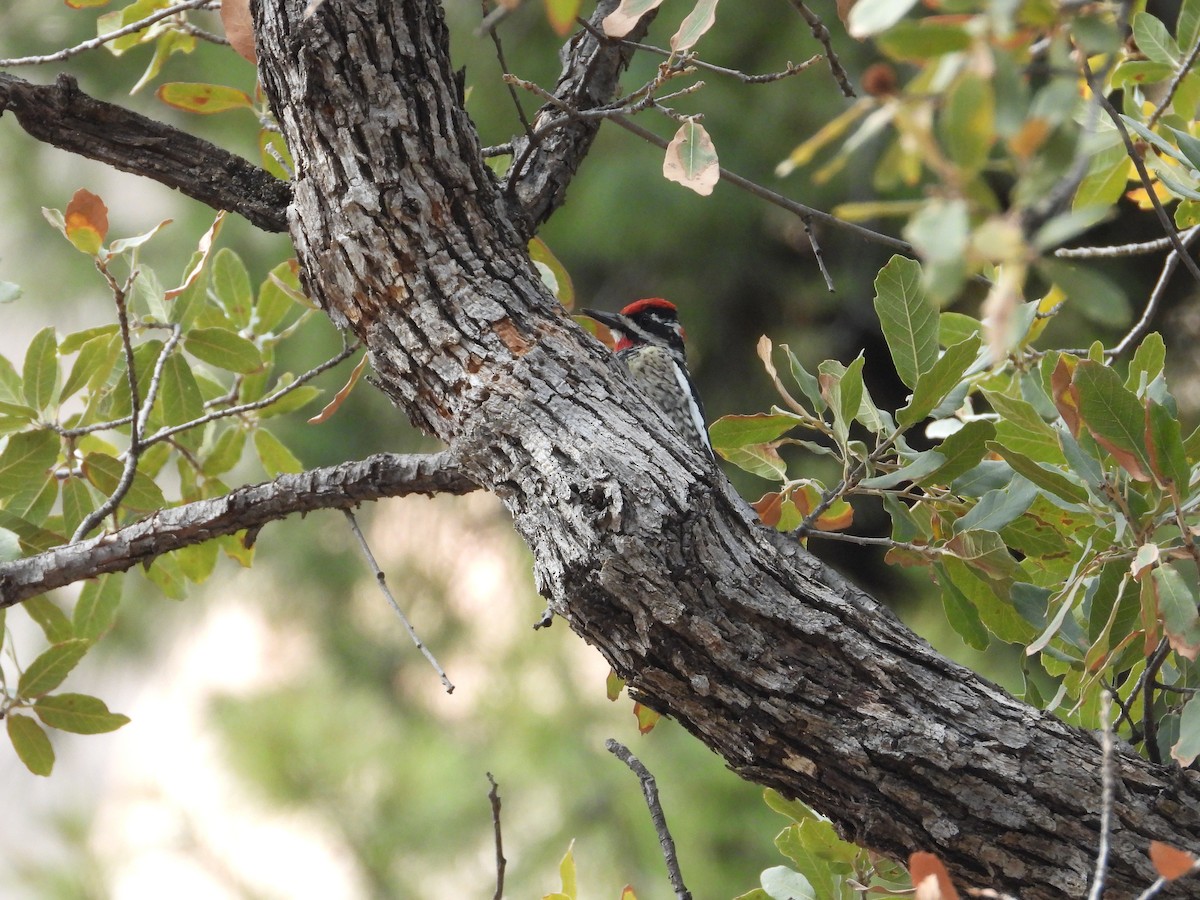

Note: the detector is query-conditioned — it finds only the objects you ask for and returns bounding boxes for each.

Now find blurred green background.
[0,1,1184,897]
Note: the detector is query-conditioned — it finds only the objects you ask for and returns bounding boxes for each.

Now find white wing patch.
[671,358,711,453]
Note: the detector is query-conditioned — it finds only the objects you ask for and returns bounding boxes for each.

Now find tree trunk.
[252,1,1200,896]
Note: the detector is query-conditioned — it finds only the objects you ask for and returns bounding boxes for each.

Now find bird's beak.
[581,308,625,330]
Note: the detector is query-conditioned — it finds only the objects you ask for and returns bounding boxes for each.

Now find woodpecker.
[583,298,712,457]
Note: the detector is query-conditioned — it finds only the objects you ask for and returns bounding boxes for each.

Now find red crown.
[620,297,677,317]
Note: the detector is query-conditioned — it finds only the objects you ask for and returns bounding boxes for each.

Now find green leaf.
[859,449,947,490]
[158,352,205,448]
[1181,0,1200,53]
[877,20,971,60]
[255,383,321,419]
[61,333,120,403]
[819,356,865,446]
[34,693,130,735]
[899,335,980,427]
[82,452,167,512]
[203,426,246,477]
[906,199,969,304]
[939,74,996,174]
[715,442,788,480]
[1156,566,1200,654]
[760,865,816,900]
[22,327,58,412]
[0,430,59,508]
[212,248,253,329]
[936,564,990,650]
[22,596,74,644]
[1171,694,1200,766]
[7,714,54,776]
[872,256,938,389]
[255,262,301,334]
[939,312,980,347]
[985,443,1089,504]
[1074,142,1133,211]
[1165,125,1200,173]
[17,639,91,699]
[156,82,254,114]
[184,327,263,374]
[1072,360,1154,482]
[1133,12,1180,65]
[254,429,304,477]
[773,824,844,899]
[1146,402,1190,487]
[780,345,826,414]
[763,789,819,824]
[987,391,1065,464]
[143,552,188,600]
[710,413,803,449]
[954,477,1038,534]
[74,575,123,640]
[177,539,220,583]
[0,507,66,554]
[922,420,996,485]
[1037,259,1130,327]
[1129,332,1166,389]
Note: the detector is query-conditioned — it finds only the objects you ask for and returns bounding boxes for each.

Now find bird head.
[583,298,687,354]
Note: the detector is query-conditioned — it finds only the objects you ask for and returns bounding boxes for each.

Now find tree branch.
[251,2,1200,897]
[502,0,657,235]
[0,72,290,233]
[0,452,478,607]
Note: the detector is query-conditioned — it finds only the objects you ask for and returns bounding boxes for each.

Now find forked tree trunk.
[252,1,1200,896]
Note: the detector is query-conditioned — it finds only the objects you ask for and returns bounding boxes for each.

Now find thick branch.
[253,2,1200,898]
[502,0,655,235]
[0,452,477,606]
[0,72,290,232]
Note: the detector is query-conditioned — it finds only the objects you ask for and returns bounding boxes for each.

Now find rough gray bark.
[249,1,1200,898]
[0,452,476,605]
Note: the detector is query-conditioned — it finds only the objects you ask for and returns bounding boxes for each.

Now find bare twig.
[786,0,856,98]
[1082,58,1200,287]
[609,115,914,254]
[481,0,534,140]
[486,773,506,900]
[803,215,835,292]
[0,0,216,67]
[1086,691,1116,900]
[342,508,455,693]
[1146,35,1200,130]
[1107,227,1200,359]
[605,739,692,900]
[1056,229,1198,259]
[1142,638,1172,764]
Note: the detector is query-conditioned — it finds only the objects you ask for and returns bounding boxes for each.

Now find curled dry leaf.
[221,0,257,63]
[670,0,718,53]
[64,189,109,255]
[308,352,369,424]
[909,852,960,900]
[663,120,719,196]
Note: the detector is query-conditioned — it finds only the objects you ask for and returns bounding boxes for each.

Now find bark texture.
[0,452,476,606]
[251,1,1200,898]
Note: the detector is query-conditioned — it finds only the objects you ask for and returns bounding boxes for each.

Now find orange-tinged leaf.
[1149,841,1196,880]
[909,852,959,900]
[67,0,111,8]
[220,0,257,62]
[308,352,368,424]
[528,237,575,309]
[544,0,582,36]
[1051,356,1080,436]
[815,499,854,532]
[663,120,719,196]
[619,886,638,900]
[1007,117,1052,160]
[64,189,108,255]
[752,491,783,527]
[156,82,254,114]
[633,702,660,734]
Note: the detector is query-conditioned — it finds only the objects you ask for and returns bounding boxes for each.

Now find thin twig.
[605,739,692,900]
[575,18,819,84]
[341,509,455,693]
[1142,638,1171,764]
[1086,691,1116,900]
[609,114,914,254]
[1132,860,1200,900]
[0,0,216,67]
[1107,227,1200,358]
[176,22,230,45]
[1146,35,1200,130]
[786,0,856,97]
[802,215,835,292]
[1082,58,1200,287]
[1056,229,1199,259]
[482,0,534,140]
[486,773,506,900]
